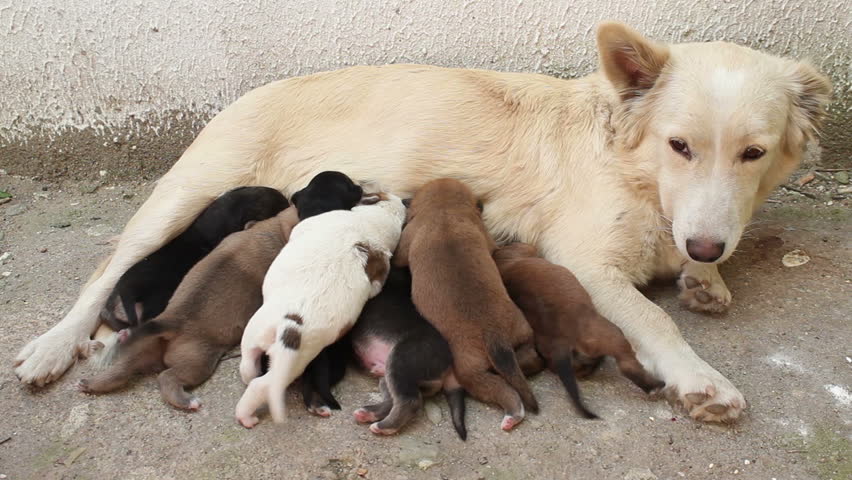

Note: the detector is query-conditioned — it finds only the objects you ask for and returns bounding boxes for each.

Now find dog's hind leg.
[159,341,223,410]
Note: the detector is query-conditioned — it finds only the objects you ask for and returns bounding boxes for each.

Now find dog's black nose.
[686,239,725,263]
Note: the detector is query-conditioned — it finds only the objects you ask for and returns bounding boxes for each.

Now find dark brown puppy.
[76,206,301,410]
[493,242,665,417]
[394,178,538,431]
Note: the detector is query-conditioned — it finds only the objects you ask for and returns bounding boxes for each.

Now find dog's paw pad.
[678,276,731,314]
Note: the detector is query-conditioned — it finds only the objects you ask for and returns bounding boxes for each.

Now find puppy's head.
[193,186,289,245]
[408,178,481,221]
[291,171,364,220]
[598,22,831,264]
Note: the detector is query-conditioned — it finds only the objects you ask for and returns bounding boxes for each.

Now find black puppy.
[291,171,364,220]
[350,267,467,439]
[100,186,289,331]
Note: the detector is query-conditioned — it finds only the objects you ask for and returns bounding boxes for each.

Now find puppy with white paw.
[236,193,406,428]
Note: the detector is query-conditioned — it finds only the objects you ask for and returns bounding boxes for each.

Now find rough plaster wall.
[1,0,849,177]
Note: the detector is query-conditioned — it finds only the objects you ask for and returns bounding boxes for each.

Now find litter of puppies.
[77,171,663,438]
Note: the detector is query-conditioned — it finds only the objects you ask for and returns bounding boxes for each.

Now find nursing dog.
[494,242,665,418]
[235,193,405,428]
[394,179,538,431]
[76,206,301,410]
[17,22,831,423]
[100,186,289,331]
[351,267,467,439]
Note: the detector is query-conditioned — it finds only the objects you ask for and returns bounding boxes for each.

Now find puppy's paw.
[76,340,105,359]
[500,414,524,432]
[15,328,86,386]
[75,379,92,393]
[185,397,202,411]
[117,329,130,344]
[353,408,379,423]
[237,415,260,429]
[308,405,332,417]
[677,272,731,314]
[369,422,398,436]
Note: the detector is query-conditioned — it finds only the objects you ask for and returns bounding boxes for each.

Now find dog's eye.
[742,146,765,161]
[668,138,691,160]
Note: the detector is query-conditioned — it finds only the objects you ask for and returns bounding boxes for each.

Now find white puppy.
[235,193,405,428]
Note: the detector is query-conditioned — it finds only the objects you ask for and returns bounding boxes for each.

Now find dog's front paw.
[662,357,746,422]
[14,328,86,386]
[677,274,732,314]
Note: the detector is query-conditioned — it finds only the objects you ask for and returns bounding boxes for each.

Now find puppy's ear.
[597,22,670,101]
[402,198,412,208]
[783,62,832,153]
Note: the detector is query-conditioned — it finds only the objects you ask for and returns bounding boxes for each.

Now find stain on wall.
[1,0,849,178]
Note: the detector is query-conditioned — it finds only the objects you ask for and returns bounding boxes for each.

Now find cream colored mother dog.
[14,22,831,422]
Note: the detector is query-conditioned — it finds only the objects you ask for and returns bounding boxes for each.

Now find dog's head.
[598,22,831,263]
[291,171,364,220]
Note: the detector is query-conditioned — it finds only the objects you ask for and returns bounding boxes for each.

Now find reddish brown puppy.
[494,242,664,417]
[394,178,538,431]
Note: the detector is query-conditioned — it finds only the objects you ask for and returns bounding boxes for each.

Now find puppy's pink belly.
[355,337,392,377]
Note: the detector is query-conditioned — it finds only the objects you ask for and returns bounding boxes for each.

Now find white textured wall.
[1,0,849,170]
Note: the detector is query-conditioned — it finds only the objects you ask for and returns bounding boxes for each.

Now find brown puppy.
[76,206,300,410]
[394,178,538,431]
[494,242,664,417]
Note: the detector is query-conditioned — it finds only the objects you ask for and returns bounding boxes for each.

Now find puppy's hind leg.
[235,374,272,429]
[159,341,223,411]
[354,378,394,424]
[457,369,525,432]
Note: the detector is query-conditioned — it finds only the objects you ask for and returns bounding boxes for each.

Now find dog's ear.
[402,198,412,208]
[783,62,832,153]
[597,22,670,101]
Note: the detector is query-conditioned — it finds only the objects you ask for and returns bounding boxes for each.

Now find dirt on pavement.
[0,170,849,480]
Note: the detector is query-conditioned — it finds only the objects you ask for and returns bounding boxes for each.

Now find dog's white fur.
[235,194,405,428]
[14,22,831,422]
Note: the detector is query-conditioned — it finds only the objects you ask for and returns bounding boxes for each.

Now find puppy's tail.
[268,318,306,423]
[553,354,598,419]
[443,387,468,441]
[485,333,539,413]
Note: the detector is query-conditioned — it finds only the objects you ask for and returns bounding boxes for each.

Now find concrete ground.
[0,171,849,480]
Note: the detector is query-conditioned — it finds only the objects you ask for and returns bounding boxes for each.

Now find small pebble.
[39,248,47,253]
[50,221,71,228]
[99,170,107,177]
[0,197,10,205]
[4,204,25,216]
[424,400,442,424]
[838,186,852,194]
[0,252,9,262]
[834,171,849,184]
[1,272,10,277]
[744,459,750,465]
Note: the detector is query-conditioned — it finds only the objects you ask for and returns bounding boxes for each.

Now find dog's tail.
[268,315,307,423]
[553,354,598,419]
[443,387,468,441]
[484,332,539,413]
